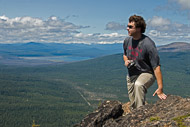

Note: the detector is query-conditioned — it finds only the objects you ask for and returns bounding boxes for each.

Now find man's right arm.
[123,55,130,67]
[153,66,167,100]
[123,37,131,67]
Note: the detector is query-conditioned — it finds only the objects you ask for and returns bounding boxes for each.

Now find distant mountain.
[157,42,190,52]
[0,42,189,58]
[0,42,189,65]
[21,42,49,49]
[0,42,123,57]
[0,42,123,65]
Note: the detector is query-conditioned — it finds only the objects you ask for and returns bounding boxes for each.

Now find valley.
[0,42,190,126]
[0,51,190,126]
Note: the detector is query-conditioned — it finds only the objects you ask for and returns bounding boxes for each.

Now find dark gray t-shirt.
[123,34,160,76]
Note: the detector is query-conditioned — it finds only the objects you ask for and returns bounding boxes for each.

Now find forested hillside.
[0,52,190,127]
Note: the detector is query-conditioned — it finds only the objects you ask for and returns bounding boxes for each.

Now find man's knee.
[135,81,143,88]
[135,81,146,93]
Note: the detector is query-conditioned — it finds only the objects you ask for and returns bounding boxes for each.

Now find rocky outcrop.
[74,95,190,127]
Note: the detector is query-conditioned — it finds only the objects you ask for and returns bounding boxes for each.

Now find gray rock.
[75,95,190,127]
[75,100,123,127]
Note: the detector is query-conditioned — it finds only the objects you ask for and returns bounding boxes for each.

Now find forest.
[0,52,190,127]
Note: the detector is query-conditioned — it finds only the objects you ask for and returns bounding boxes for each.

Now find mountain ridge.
[157,42,190,52]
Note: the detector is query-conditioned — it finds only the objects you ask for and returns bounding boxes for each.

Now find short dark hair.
[129,15,146,33]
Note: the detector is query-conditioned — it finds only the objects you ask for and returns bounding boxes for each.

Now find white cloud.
[0,15,126,44]
[148,16,171,31]
[101,33,120,37]
[105,22,126,31]
[147,16,190,44]
[167,0,190,10]
[0,15,82,43]
[156,0,190,21]
[73,32,126,44]
[148,16,171,27]
[173,0,190,10]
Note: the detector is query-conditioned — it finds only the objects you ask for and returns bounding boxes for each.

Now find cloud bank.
[147,16,190,43]
[0,14,189,44]
[0,15,126,44]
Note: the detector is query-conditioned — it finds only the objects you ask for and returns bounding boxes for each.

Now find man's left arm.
[153,66,167,100]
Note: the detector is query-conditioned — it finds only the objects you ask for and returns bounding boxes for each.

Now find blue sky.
[0,0,190,45]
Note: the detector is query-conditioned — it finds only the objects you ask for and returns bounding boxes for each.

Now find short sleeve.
[147,40,160,70]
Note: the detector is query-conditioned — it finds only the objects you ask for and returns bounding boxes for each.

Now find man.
[123,15,167,109]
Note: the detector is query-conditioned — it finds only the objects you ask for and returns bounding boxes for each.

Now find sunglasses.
[127,25,134,29]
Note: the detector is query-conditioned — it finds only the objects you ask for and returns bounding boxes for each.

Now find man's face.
[127,22,141,37]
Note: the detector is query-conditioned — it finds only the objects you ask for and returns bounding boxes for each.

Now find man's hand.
[153,88,167,100]
[153,66,167,100]
[124,60,131,67]
[123,55,131,67]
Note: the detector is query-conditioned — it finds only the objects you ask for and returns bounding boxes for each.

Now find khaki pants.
[127,73,155,109]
